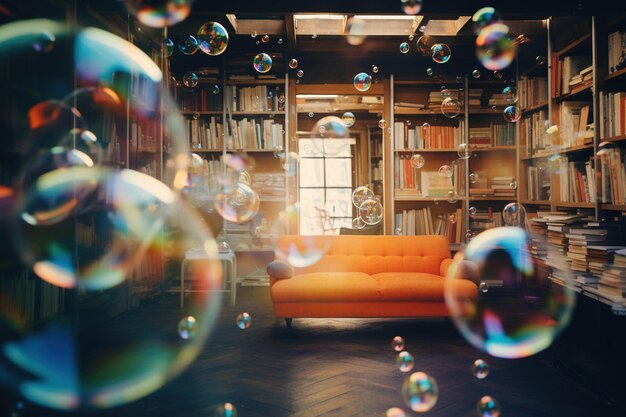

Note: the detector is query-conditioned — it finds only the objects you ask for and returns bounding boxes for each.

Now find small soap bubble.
[297,69,304,78]
[178,35,199,55]
[251,31,257,38]
[311,34,317,39]
[261,34,269,43]
[456,75,464,83]
[440,88,450,98]
[401,0,423,15]
[395,227,403,235]
[457,143,471,159]
[273,145,285,159]
[469,206,477,216]
[386,408,406,417]
[183,71,198,88]
[503,86,518,103]
[178,316,197,340]
[211,84,220,95]
[431,43,452,64]
[419,25,426,33]
[426,68,434,76]
[308,112,314,118]
[417,35,436,56]
[472,69,481,78]
[406,120,412,126]
[396,351,415,372]
[33,31,55,53]
[546,125,558,135]
[502,202,525,227]
[509,179,518,190]
[441,97,461,118]
[477,395,501,417]
[278,38,284,45]
[236,312,252,329]
[479,282,489,293]
[288,58,299,69]
[378,119,388,129]
[472,359,490,379]
[469,172,479,183]
[410,154,425,169]
[536,55,546,65]
[253,53,273,73]
[197,22,229,56]
[493,70,503,79]
[399,42,410,53]
[402,371,439,413]
[352,186,374,208]
[422,122,430,131]
[392,336,406,351]
[215,402,238,417]
[466,230,474,240]
[438,165,452,178]
[353,217,366,229]
[408,34,415,41]
[449,214,457,224]
[503,105,521,122]
[447,190,458,204]
[342,112,356,127]
[359,197,383,225]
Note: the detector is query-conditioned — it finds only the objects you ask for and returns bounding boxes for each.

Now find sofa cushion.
[271,272,379,302]
[372,272,477,301]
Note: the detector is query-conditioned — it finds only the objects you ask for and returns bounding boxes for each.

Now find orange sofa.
[268,235,477,327]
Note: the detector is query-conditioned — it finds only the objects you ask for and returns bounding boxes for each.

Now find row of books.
[226,85,285,112]
[518,76,548,110]
[468,123,515,147]
[0,271,64,322]
[526,163,551,201]
[226,118,284,150]
[557,101,593,148]
[597,146,626,204]
[519,110,550,155]
[370,137,382,157]
[393,122,464,150]
[428,89,461,108]
[177,88,223,112]
[371,159,383,181]
[130,120,158,152]
[598,249,626,302]
[598,91,626,139]
[251,172,286,198]
[394,207,463,243]
[393,158,462,196]
[555,158,597,203]
[187,117,224,150]
[607,30,626,74]
[551,55,592,98]
[490,176,516,197]
[468,206,504,232]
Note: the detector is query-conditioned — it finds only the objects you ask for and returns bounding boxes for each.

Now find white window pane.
[325,158,352,187]
[299,159,324,187]
[299,138,324,157]
[299,189,325,235]
[325,188,352,218]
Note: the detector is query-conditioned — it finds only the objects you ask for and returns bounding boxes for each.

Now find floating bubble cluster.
[352,186,374,208]
[197,21,229,56]
[444,227,577,358]
[126,0,193,28]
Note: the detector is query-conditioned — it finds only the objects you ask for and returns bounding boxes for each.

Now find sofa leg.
[285,318,292,329]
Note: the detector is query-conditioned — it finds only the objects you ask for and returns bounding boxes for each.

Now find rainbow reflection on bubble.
[197,21,229,56]
[353,72,372,92]
[401,371,438,412]
[126,0,193,28]
[252,53,272,73]
[476,23,517,71]
[444,227,577,359]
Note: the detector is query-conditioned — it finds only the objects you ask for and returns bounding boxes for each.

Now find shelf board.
[226,149,280,153]
[605,67,626,82]
[469,196,517,201]
[554,33,591,57]
[394,195,466,202]
[395,148,457,153]
[370,155,383,159]
[521,199,552,205]
[523,143,594,159]
[394,146,515,153]
[181,110,222,115]
[468,108,504,115]
[471,146,516,152]
[190,149,223,153]
[227,79,284,85]
[394,80,463,86]
[393,108,439,115]
[554,201,595,209]
[522,102,548,115]
[231,111,284,116]
[554,82,592,102]
[601,204,626,211]
[602,135,626,143]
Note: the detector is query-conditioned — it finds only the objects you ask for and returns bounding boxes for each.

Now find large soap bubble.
[197,21,229,56]
[359,197,383,225]
[253,53,273,73]
[6,168,223,409]
[353,72,372,92]
[472,7,502,34]
[214,182,260,224]
[125,0,193,28]
[352,185,374,208]
[444,227,577,358]
[476,23,517,71]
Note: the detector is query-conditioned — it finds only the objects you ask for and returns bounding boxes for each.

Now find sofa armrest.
[267,260,295,280]
[440,258,454,277]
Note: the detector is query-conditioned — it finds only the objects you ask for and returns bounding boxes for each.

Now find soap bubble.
[440,88,450,98]
[273,145,285,159]
[272,204,332,267]
[386,408,406,417]
[402,371,439,413]
[217,241,231,253]
[353,217,366,229]
[438,165,453,178]
[431,43,452,64]
[178,316,197,340]
[178,34,199,55]
[472,7,502,34]
[426,68,434,76]
[342,112,356,127]
[396,351,415,372]
[352,185,374,208]
[472,69,481,78]
[308,112,314,118]
[224,153,256,173]
[536,55,546,65]
[278,38,284,44]
[183,71,199,88]
[126,0,193,28]
[392,336,406,351]
[456,75,464,83]
[509,179,518,190]
[476,23,517,71]
[253,53,273,73]
[441,97,461,118]
[314,116,349,140]
[469,206,477,215]
[185,153,206,189]
[444,227,577,358]
[197,22,229,56]
[289,58,299,69]
[399,42,410,54]
[449,214,457,224]
[447,190,458,204]
[416,35,436,56]
[33,31,55,52]
[472,359,490,379]
[345,15,367,46]
[378,119,388,129]
[401,0,423,15]
[372,65,379,73]
[212,84,220,94]
[477,396,501,417]
[502,202,525,227]
[359,198,383,225]
[251,31,258,38]
[236,312,252,329]
[457,143,471,159]
[297,69,305,78]
[395,227,403,235]
[261,34,269,43]
[503,105,521,122]
[215,403,238,417]
[354,72,372,91]
[479,281,489,293]
[493,70,503,79]
[503,86,518,103]
[422,122,430,132]
[410,154,425,169]
[215,182,260,223]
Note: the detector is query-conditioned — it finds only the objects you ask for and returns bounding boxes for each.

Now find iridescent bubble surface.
[402,371,439,413]
[197,22,229,56]
[476,23,517,71]
[386,408,406,417]
[477,395,501,417]
[214,182,260,224]
[410,154,425,169]
[342,112,356,127]
[183,71,198,88]
[441,97,461,118]
[472,69,482,78]
[236,312,252,329]
[472,7,502,34]
[352,186,374,208]
[392,336,406,351]
[252,53,273,73]
[431,43,452,64]
[457,143,471,159]
[178,35,199,55]
[126,0,193,28]
[503,86,518,103]
[399,42,410,54]
[353,72,372,92]
[359,197,383,225]
[503,105,521,122]
[396,351,415,372]
[178,316,197,340]
[502,202,525,227]
[401,0,423,15]
[289,58,298,69]
[416,35,436,56]
[472,359,490,379]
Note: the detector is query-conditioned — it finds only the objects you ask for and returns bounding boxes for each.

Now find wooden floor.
[1,286,625,417]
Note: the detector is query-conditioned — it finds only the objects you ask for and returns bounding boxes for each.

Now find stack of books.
[468,89,483,108]
[598,249,626,301]
[490,176,516,197]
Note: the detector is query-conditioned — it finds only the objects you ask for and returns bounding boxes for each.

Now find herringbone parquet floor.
[1,286,624,417]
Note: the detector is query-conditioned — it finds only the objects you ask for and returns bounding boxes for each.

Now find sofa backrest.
[275,235,451,276]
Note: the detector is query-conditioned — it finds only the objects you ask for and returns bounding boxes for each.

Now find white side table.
[180,249,237,308]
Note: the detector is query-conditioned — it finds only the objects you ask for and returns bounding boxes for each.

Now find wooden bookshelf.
[554,32,591,57]
[604,67,626,81]
[554,82,593,102]
[521,199,552,205]
[181,111,223,116]
[601,204,626,211]
[554,201,595,209]
[522,102,549,115]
